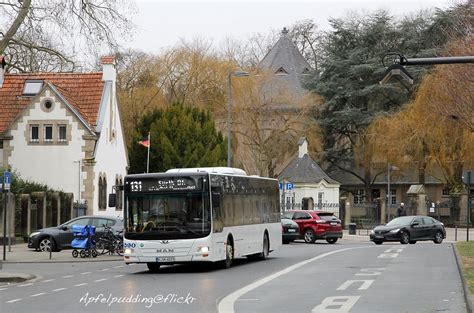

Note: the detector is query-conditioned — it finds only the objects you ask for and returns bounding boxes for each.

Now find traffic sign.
[3,172,10,191]
[279,183,283,190]
[286,183,294,190]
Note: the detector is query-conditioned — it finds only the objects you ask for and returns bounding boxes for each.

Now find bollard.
[455,226,458,241]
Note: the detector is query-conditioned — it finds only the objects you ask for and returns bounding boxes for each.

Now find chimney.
[101,55,116,82]
[298,137,308,158]
[0,56,5,88]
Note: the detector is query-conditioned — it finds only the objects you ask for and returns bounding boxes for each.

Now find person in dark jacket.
[397,202,406,217]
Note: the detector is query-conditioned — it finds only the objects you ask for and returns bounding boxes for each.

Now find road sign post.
[2,171,10,261]
[463,171,472,242]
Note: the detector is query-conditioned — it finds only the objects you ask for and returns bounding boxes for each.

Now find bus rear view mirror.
[108,194,116,207]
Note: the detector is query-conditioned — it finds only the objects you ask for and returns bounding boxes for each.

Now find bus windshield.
[125,192,211,240]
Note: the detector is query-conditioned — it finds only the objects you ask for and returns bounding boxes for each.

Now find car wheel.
[304,229,316,243]
[38,237,55,252]
[399,231,410,244]
[326,238,338,244]
[72,250,79,258]
[433,231,444,244]
[147,263,161,273]
[374,240,383,245]
[409,240,417,244]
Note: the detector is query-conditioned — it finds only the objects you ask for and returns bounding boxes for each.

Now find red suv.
[282,210,343,244]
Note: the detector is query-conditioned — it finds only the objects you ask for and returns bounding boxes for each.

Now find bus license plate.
[156,256,175,262]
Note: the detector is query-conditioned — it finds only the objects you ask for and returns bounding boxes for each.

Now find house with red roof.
[0,56,128,217]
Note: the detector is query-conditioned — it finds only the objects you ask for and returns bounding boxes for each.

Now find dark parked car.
[370,215,446,245]
[282,210,343,244]
[281,218,300,244]
[28,215,123,252]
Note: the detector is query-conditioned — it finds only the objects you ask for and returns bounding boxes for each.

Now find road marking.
[74,283,88,287]
[0,288,8,291]
[53,288,67,292]
[336,279,374,291]
[114,275,124,278]
[218,246,368,313]
[62,275,74,278]
[236,299,259,301]
[99,268,109,271]
[355,268,386,276]
[42,279,55,282]
[94,278,107,282]
[6,298,22,303]
[312,296,360,312]
[114,265,124,268]
[18,283,33,287]
[30,292,46,297]
[378,253,398,258]
[81,272,91,275]
[384,248,404,253]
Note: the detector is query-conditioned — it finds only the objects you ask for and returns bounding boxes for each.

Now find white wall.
[9,89,87,200]
[92,81,128,217]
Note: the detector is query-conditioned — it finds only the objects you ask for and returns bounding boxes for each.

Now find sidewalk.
[0,243,122,263]
[342,227,474,243]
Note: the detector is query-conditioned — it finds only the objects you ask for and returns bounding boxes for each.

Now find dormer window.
[22,80,44,96]
[275,67,289,75]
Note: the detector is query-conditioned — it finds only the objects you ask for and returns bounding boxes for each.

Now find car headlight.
[198,246,210,253]
[370,230,374,235]
[124,248,134,255]
[30,232,41,237]
[389,228,400,233]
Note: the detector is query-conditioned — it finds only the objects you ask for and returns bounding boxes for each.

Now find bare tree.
[0,0,135,72]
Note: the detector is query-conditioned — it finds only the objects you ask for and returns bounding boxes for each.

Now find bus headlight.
[124,248,134,255]
[198,246,210,253]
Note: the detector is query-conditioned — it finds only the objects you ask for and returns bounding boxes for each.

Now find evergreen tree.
[128,103,227,173]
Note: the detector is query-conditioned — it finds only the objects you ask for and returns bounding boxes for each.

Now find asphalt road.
[0,241,466,313]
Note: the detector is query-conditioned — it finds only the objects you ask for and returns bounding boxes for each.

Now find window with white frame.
[30,125,39,142]
[44,125,53,142]
[354,189,366,204]
[318,192,324,204]
[58,125,67,142]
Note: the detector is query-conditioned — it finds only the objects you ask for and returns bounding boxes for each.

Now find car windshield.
[125,192,211,240]
[282,212,293,219]
[386,216,414,227]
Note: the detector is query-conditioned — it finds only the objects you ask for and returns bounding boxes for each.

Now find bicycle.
[95,225,124,256]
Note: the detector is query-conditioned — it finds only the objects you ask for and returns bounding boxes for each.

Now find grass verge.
[456,241,474,293]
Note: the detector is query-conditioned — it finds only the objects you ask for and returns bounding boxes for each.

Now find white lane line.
[30,292,46,297]
[218,246,369,313]
[99,268,109,271]
[74,283,88,287]
[114,265,124,268]
[18,283,33,287]
[62,275,74,278]
[94,278,107,282]
[6,298,22,303]
[42,279,55,282]
[52,288,67,292]
[114,275,124,278]
[0,288,8,291]
[81,272,91,275]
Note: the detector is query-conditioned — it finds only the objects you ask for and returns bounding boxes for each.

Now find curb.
[451,242,474,313]
[3,257,123,264]
[0,272,36,283]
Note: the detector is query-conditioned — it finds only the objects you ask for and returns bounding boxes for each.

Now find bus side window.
[212,192,223,233]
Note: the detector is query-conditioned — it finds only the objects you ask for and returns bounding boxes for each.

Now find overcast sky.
[127,0,456,53]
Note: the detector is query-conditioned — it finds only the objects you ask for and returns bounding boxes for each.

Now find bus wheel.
[222,240,234,269]
[259,233,269,260]
[147,263,161,273]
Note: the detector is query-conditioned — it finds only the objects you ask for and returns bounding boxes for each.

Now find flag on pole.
[138,137,150,148]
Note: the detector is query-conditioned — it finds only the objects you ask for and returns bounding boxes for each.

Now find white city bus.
[118,167,281,272]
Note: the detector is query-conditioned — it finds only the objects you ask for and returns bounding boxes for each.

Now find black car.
[370,215,446,245]
[282,218,300,244]
[28,215,123,252]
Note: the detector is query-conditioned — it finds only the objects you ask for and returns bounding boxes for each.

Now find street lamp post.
[387,164,399,222]
[227,70,249,167]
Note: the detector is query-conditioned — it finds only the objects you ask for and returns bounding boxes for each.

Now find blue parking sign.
[286,183,294,190]
[279,183,283,190]
[3,171,11,191]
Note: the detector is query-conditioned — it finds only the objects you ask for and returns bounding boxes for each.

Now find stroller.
[71,225,98,258]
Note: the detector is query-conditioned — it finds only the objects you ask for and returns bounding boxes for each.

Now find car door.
[293,211,312,234]
[90,218,111,239]
[410,217,425,240]
[422,217,437,239]
[58,217,91,248]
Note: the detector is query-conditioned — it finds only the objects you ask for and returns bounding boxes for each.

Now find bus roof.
[166,167,247,176]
